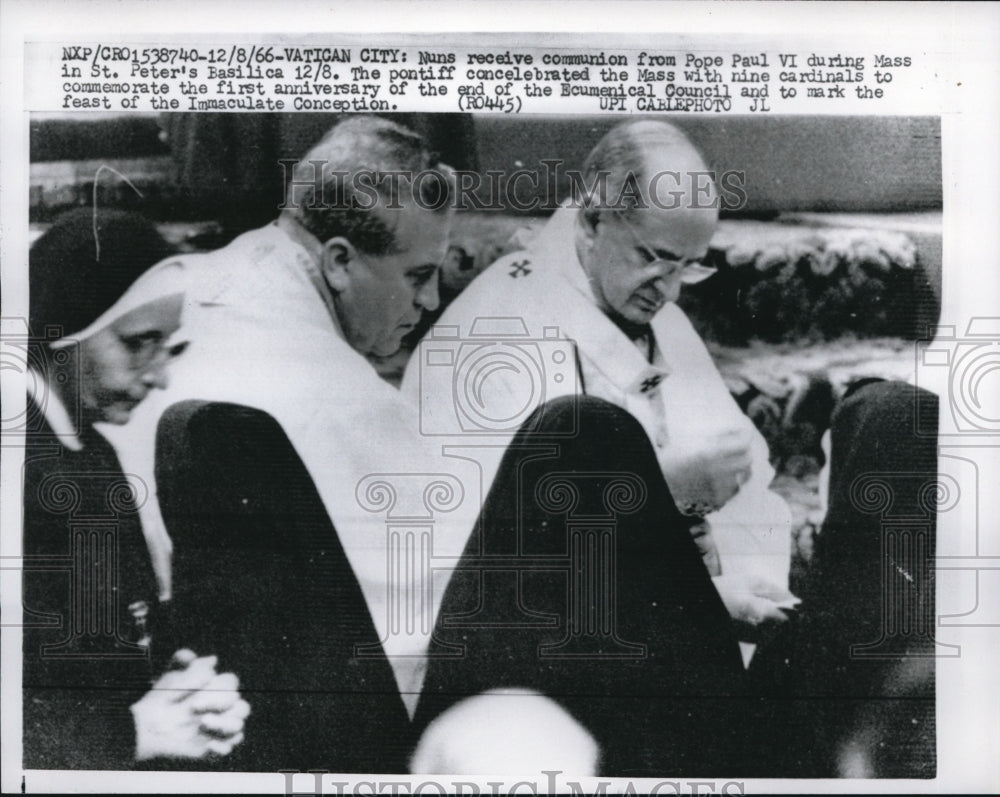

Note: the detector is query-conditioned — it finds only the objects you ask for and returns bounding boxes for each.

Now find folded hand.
[131,648,250,761]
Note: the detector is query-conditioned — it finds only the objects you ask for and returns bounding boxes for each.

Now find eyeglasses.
[116,333,188,371]
[616,214,718,286]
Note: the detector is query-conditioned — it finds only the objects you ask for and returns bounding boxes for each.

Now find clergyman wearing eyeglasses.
[402,119,797,650]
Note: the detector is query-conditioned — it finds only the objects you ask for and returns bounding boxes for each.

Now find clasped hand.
[712,573,801,643]
[131,648,250,761]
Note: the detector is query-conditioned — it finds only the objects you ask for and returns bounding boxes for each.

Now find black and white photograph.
[2,3,998,794]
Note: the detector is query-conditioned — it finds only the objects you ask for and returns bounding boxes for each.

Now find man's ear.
[578,207,601,246]
[320,237,355,292]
